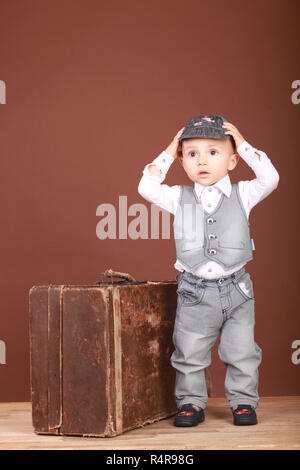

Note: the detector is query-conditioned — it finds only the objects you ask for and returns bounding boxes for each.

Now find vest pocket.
[181,239,204,252]
[218,240,245,249]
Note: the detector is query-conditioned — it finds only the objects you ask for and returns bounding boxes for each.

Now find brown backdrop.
[0,0,299,402]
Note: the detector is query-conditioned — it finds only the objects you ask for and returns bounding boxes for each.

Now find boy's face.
[179,138,239,186]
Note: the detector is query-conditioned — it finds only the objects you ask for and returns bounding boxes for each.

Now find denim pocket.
[177,278,205,306]
[235,273,254,300]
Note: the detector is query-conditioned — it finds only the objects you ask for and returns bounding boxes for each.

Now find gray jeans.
[171,267,262,411]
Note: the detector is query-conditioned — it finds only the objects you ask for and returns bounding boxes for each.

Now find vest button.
[208,234,216,239]
[209,249,217,255]
[207,218,214,224]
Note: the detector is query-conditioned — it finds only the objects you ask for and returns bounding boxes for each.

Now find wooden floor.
[0,397,299,450]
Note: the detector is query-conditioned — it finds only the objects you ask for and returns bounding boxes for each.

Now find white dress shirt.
[138,140,280,279]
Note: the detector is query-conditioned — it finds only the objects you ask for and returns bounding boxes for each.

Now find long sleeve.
[237,140,280,215]
[137,150,181,215]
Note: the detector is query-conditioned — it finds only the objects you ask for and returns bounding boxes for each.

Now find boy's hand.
[148,127,185,175]
[222,122,245,148]
[165,127,185,160]
[222,121,261,160]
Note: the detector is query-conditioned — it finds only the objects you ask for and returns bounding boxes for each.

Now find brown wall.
[0,0,299,401]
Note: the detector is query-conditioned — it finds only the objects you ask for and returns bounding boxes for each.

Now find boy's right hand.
[165,127,185,160]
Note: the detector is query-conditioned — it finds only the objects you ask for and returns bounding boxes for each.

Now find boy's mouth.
[198,171,210,176]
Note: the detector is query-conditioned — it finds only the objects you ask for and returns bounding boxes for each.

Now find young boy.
[137,115,279,426]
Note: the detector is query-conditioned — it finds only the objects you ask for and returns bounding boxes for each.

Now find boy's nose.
[197,155,208,164]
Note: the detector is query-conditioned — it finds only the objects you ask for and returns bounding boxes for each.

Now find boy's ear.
[234,152,240,163]
[228,152,240,170]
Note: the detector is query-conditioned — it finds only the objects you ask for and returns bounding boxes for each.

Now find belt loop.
[231,273,237,284]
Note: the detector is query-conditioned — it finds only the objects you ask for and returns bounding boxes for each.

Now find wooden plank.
[0,397,299,450]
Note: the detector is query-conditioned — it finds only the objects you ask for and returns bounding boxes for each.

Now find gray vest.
[173,184,254,270]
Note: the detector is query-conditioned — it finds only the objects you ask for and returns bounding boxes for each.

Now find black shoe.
[232,404,257,425]
[174,403,205,427]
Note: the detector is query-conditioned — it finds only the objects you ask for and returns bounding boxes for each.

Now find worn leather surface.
[29,280,184,437]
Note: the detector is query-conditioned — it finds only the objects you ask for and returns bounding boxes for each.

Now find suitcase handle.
[97,268,137,284]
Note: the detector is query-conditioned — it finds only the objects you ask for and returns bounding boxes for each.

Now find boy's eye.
[188,150,218,157]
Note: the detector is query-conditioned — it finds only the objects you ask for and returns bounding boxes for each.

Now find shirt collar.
[194,173,232,198]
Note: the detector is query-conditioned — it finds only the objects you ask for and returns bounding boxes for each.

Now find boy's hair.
[229,135,237,152]
[180,136,236,153]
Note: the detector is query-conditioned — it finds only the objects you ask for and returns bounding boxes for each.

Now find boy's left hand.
[222,122,245,148]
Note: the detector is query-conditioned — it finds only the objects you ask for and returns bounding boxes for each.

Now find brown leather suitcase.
[29,268,211,437]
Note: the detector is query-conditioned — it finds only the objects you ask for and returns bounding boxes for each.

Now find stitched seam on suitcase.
[58,286,64,431]
[47,285,64,433]
[112,287,123,434]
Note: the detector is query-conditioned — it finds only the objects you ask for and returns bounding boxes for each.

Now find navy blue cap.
[178,114,235,147]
